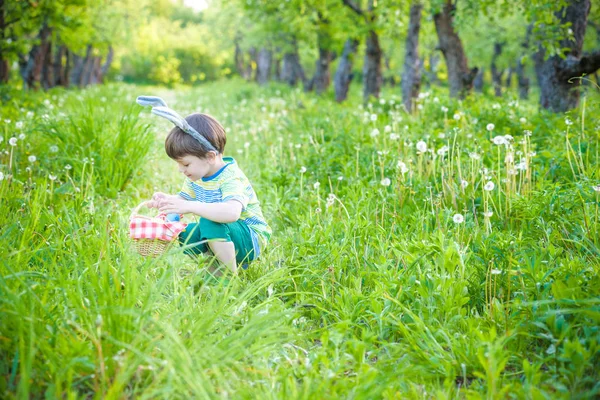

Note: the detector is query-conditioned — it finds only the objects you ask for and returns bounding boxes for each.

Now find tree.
[533,0,600,112]
[432,0,477,98]
[334,38,358,101]
[401,1,423,112]
[342,0,383,100]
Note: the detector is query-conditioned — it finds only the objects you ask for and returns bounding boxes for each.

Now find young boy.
[148,112,271,275]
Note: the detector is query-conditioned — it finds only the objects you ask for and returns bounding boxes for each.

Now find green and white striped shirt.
[179,157,271,255]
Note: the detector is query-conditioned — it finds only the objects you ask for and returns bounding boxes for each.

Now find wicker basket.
[130,201,173,257]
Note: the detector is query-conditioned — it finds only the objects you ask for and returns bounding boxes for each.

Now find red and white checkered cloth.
[129,215,187,242]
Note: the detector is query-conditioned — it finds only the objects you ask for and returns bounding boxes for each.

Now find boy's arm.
[148,192,181,209]
[158,197,243,223]
[187,201,243,223]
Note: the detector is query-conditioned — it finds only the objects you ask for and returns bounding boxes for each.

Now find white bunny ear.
[151,106,187,130]
[151,107,218,153]
[136,96,168,108]
[137,94,219,153]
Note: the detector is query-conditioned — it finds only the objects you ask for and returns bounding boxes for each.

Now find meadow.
[1,80,599,398]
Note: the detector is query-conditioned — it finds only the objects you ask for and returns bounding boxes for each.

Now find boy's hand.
[148,192,168,209]
[158,197,190,215]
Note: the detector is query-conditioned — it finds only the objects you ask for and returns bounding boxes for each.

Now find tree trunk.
[69,52,84,87]
[491,42,504,97]
[473,68,484,92]
[341,0,381,99]
[334,38,359,102]
[363,29,382,100]
[20,22,52,90]
[515,25,532,100]
[256,47,272,85]
[505,65,513,88]
[53,45,67,86]
[313,44,333,94]
[0,0,10,84]
[0,58,9,83]
[433,1,477,98]
[273,54,281,81]
[98,46,114,83]
[63,49,71,87]
[534,0,600,112]
[41,40,54,89]
[282,38,306,86]
[401,1,423,113]
[516,58,529,99]
[89,56,102,85]
[590,21,600,85]
[79,45,93,87]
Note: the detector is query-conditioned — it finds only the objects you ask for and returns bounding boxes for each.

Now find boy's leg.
[199,218,256,274]
[207,241,237,275]
[177,223,209,256]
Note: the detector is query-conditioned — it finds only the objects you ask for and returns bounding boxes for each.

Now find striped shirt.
[179,157,271,256]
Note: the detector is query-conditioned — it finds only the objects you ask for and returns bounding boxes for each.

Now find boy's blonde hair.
[165,113,226,159]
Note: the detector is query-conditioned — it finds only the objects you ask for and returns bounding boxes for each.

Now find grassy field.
[1,80,599,399]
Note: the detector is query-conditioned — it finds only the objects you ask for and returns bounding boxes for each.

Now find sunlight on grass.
[1,80,599,398]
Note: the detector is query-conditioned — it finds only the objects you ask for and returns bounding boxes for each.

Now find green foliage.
[1,77,600,397]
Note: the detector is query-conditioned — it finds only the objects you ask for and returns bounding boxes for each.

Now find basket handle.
[130,200,152,220]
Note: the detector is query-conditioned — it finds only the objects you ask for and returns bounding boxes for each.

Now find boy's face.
[176,154,216,181]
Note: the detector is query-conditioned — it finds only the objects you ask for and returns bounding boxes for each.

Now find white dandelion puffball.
[461,180,469,188]
[484,181,495,191]
[492,136,507,146]
[397,161,409,174]
[300,166,307,174]
[50,145,59,153]
[593,185,600,192]
[313,182,320,189]
[486,123,495,131]
[9,137,17,146]
[381,178,391,187]
[370,128,380,138]
[491,269,502,275]
[436,146,449,156]
[0,172,4,181]
[441,106,449,113]
[453,113,461,121]
[416,140,427,153]
[49,174,57,181]
[28,155,36,163]
[453,214,464,224]
[483,210,494,218]
[370,113,377,121]
[389,133,400,140]
[18,133,25,140]
[384,125,392,133]
[515,161,527,171]
[16,121,23,129]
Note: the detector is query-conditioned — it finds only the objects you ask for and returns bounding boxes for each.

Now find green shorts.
[178,218,257,266]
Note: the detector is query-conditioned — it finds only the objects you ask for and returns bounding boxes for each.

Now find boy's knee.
[199,218,230,240]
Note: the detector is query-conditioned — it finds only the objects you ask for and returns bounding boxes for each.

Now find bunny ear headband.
[136,95,218,153]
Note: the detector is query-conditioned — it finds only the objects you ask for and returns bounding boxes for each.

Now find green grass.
[1,80,599,398]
